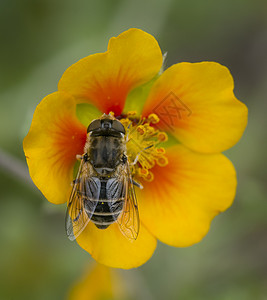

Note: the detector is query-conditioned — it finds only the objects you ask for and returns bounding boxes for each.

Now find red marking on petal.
[140,150,181,202]
[89,77,131,116]
[50,116,87,172]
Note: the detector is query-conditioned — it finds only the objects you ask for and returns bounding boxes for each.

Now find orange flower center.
[118,111,168,183]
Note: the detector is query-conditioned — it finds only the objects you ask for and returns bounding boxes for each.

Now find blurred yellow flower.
[23,28,248,269]
[68,264,126,300]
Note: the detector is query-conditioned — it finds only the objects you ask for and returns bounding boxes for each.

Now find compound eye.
[112,120,125,134]
[87,119,101,133]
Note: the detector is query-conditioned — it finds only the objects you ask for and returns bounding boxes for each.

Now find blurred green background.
[0,0,266,299]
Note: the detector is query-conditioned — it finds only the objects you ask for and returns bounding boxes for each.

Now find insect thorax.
[88,135,125,176]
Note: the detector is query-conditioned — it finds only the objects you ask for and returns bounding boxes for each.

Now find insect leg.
[131,145,154,166]
[133,180,143,189]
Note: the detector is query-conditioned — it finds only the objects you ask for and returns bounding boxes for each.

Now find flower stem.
[0,148,34,187]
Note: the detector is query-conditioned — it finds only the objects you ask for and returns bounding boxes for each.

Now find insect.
[65,114,140,241]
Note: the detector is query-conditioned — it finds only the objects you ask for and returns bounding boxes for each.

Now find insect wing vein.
[117,162,140,240]
[65,158,99,241]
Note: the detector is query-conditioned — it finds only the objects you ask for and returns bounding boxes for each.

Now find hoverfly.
[65,114,140,241]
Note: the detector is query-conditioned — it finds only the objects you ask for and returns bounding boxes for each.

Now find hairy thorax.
[88,135,124,176]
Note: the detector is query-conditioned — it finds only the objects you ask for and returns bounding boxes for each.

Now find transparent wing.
[65,157,100,241]
[116,162,140,240]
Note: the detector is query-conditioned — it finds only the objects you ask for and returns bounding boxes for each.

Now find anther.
[127,111,137,117]
[123,111,169,183]
[148,113,160,124]
[137,126,145,135]
[156,147,166,154]
[144,171,154,182]
[157,156,168,167]
[157,132,168,142]
[138,168,149,177]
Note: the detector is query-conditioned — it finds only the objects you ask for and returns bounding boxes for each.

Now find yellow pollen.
[157,156,169,167]
[138,168,149,177]
[122,112,169,183]
[144,171,154,182]
[156,147,166,154]
[144,125,155,135]
[157,132,168,142]
[127,111,137,117]
[137,126,145,135]
[148,113,160,124]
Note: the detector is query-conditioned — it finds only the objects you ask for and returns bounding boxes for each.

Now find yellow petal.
[23,92,87,204]
[137,144,237,247]
[58,28,162,116]
[142,62,248,153]
[68,264,126,300]
[76,221,157,269]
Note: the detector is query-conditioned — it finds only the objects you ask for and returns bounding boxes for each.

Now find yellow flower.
[68,264,126,300]
[23,28,248,269]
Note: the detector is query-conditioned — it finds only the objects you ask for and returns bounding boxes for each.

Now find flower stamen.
[121,113,169,184]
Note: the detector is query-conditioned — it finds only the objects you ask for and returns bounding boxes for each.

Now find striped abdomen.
[85,177,125,229]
